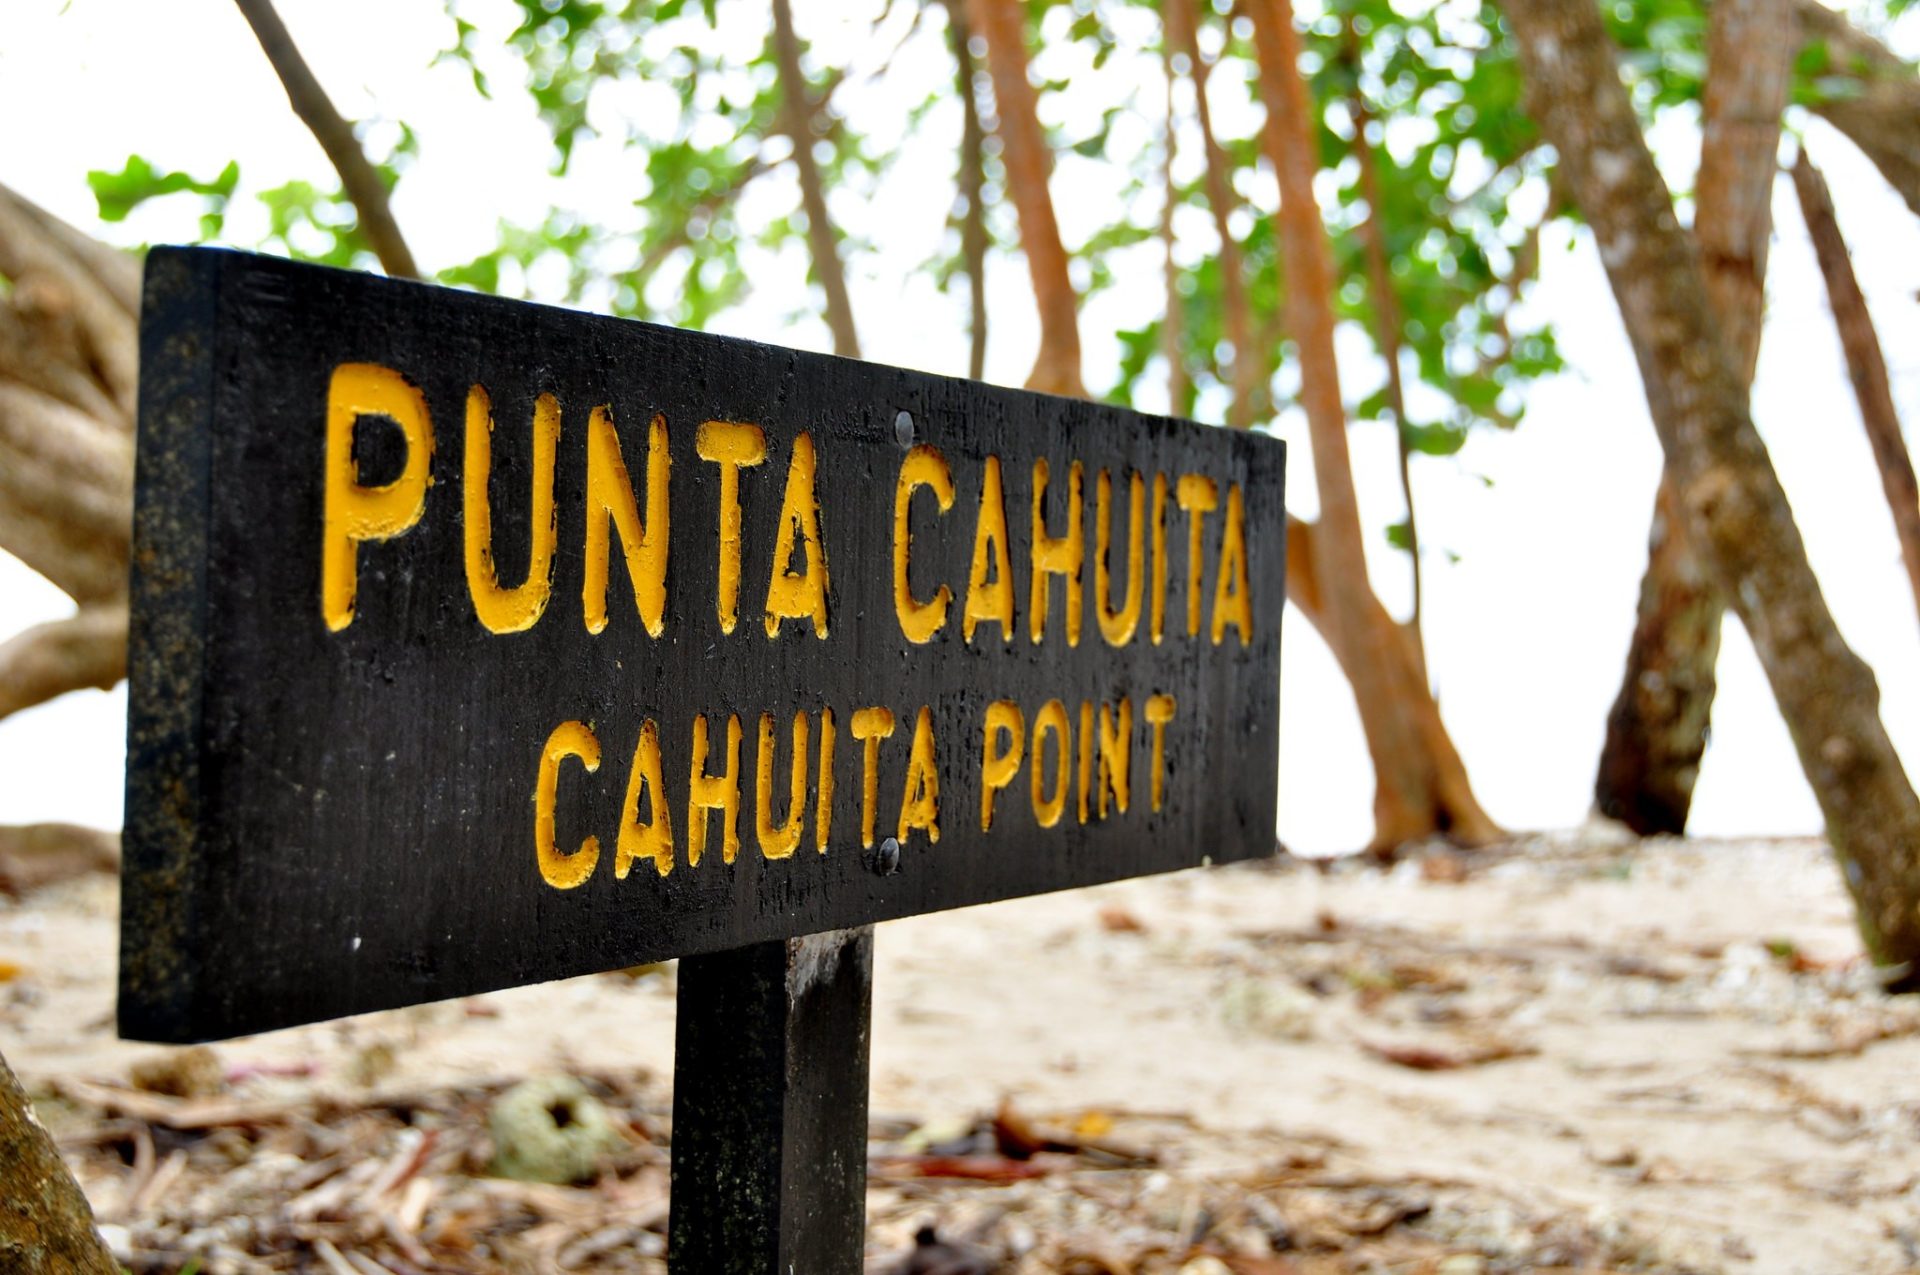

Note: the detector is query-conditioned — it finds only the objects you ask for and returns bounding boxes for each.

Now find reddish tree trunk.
[1249,0,1498,849]
[1791,151,1920,627]
[1506,0,1920,983]
[966,0,1085,397]
[1593,0,1790,834]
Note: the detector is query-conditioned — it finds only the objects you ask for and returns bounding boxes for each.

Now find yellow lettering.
[1095,469,1145,647]
[1146,693,1177,812]
[851,707,896,848]
[897,706,940,844]
[696,421,767,634]
[687,712,743,866]
[1077,699,1094,825]
[893,445,955,643]
[764,432,830,639]
[617,719,673,879]
[1212,483,1253,645]
[1030,698,1070,828]
[322,363,433,631]
[465,385,559,634]
[1099,697,1133,817]
[535,719,600,890]
[1029,459,1084,646]
[1149,472,1169,644]
[815,708,836,853]
[756,711,809,860]
[964,456,1015,643]
[1176,474,1219,638]
[980,701,1024,831]
[584,408,669,637]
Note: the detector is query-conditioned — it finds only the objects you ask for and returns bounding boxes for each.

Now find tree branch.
[967,0,1084,396]
[1161,38,1188,413]
[0,381,132,606]
[1168,0,1257,428]
[1795,0,1920,220]
[232,0,419,279]
[946,0,990,381]
[1792,149,1920,628]
[0,606,128,723]
[771,0,862,358]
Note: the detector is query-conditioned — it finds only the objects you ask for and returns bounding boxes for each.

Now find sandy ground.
[4,831,1919,1273]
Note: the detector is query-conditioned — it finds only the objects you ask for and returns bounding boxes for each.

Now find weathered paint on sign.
[120,247,1286,1042]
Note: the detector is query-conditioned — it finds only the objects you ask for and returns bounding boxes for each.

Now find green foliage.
[87,155,238,239]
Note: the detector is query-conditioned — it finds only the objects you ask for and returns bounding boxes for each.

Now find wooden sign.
[120,247,1287,1043]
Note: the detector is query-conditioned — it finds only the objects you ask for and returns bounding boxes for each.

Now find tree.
[1503,0,1920,983]
[1594,0,1793,836]
[0,1053,117,1274]
[1247,0,1499,847]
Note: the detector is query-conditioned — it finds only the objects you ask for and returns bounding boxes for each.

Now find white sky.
[1,0,1917,855]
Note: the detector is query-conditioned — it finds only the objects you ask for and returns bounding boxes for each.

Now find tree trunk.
[1160,39,1188,412]
[0,1052,118,1274]
[1506,0,1920,983]
[966,0,1085,397]
[232,0,418,279]
[1791,150,1920,627]
[1794,0,1920,220]
[1343,21,1425,674]
[1167,0,1257,428]
[1592,0,1790,834]
[772,0,861,359]
[945,0,990,381]
[1249,0,1499,849]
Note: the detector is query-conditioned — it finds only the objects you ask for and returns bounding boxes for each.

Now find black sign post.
[122,247,1285,1270]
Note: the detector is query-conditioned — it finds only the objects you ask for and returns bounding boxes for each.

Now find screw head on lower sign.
[893,410,914,448]
[874,836,902,876]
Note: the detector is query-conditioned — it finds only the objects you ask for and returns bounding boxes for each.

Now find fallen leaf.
[1359,1037,1535,1071]
[1098,905,1147,933]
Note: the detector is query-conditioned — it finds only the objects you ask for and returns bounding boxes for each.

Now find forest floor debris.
[4,832,1919,1273]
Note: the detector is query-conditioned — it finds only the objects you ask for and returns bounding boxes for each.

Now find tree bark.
[966,0,1085,397]
[1506,0,1920,983]
[1343,22,1425,673]
[1592,0,1790,835]
[772,0,861,359]
[1791,150,1920,627]
[946,0,990,381]
[0,823,120,897]
[1161,39,1188,412]
[1167,0,1257,429]
[0,187,135,728]
[1249,0,1499,849]
[1794,0,1920,220]
[232,0,419,279]
[0,1051,118,1274]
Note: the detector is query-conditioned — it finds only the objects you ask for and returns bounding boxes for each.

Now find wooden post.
[668,927,874,1273]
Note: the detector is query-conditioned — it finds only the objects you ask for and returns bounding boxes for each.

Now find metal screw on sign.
[893,409,914,448]
[874,837,902,876]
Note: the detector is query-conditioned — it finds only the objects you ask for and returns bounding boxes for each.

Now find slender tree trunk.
[1593,0,1790,834]
[1167,0,1256,428]
[232,0,418,279]
[1342,22,1425,674]
[1794,0,1920,220]
[1791,151,1920,626]
[0,1051,118,1274]
[966,0,1085,397]
[772,0,861,359]
[1506,0,1920,984]
[1161,40,1188,412]
[945,0,990,381]
[1249,0,1499,849]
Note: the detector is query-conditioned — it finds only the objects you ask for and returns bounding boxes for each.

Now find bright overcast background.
[2,0,1917,855]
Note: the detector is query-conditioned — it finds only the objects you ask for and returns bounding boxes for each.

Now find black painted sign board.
[121,246,1286,1044]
